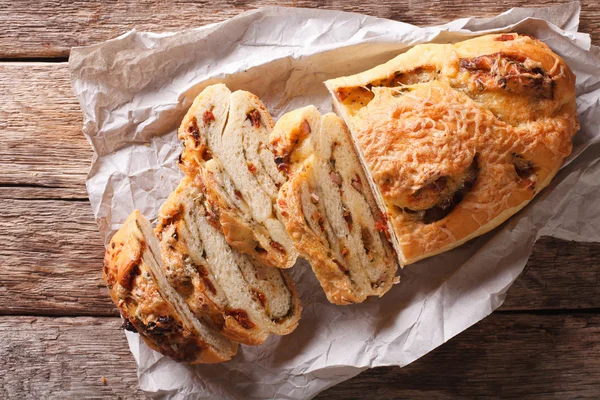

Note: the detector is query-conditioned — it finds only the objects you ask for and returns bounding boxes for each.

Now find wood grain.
[0,0,598,58]
[1,1,599,399]
[0,198,111,316]
[2,313,599,399]
[319,312,600,399]
[0,63,89,196]
[1,188,599,316]
[0,316,143,399]
[502,240,600,311]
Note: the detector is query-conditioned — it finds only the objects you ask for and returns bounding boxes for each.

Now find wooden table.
[1,1,599,398]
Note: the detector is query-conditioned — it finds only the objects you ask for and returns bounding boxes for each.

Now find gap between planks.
[5,307,600,319]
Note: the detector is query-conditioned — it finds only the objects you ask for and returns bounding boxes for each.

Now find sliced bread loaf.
[271,106,399,304]
[103,211,238,363]
[156,177,301,345]
[178,84,298,269]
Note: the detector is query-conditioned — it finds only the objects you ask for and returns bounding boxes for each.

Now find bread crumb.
[101,376,107,385]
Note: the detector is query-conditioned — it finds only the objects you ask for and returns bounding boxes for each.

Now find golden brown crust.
[270,107,319,177]
[325,33,579,265]
[103,211,237,363]
[155,182,238,340]
[274,267,303,333]
[156,179,261,345]
[177,84,230,179]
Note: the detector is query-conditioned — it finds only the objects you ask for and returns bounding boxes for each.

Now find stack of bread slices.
[103,86,303,363]
[103,33,578,363]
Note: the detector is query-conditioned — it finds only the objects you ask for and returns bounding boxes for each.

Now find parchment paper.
[69,3,600,399]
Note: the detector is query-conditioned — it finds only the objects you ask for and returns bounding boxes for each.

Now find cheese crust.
[325,33,579,264]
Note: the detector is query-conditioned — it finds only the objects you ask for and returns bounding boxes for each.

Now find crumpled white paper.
[69,2,600,399]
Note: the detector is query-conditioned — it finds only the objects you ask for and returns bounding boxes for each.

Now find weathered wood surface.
[2,313,599,399]
[318,312,600,399]
[0,198,108,316]
[0,63,89,196]
[0,316,143,399]
[0,0,598,58]
[504,239,600,311]
[1,59,599,317]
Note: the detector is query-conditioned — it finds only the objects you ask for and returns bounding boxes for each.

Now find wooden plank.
[0,5,597,194]
[0,186,87,201]
[0,316,143,399]
[501,239,600,311]
[0,0,598,58]
[0,63,89,196]
[1,195,599,316]
[2,312,599,399]
[0,45,598,317]
[0,198,113,316]
[319,312,600,399]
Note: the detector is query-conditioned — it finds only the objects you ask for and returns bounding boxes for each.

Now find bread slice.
[155,177,301,345]
[270,106,399,305]
[178,84,298,269]
[103,211,238,363]
[325,33,579,265]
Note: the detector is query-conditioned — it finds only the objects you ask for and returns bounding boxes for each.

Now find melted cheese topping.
[326,33,579,264]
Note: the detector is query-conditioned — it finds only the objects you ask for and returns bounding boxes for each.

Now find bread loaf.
[325,33,579,265]
[101,33,580,363]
